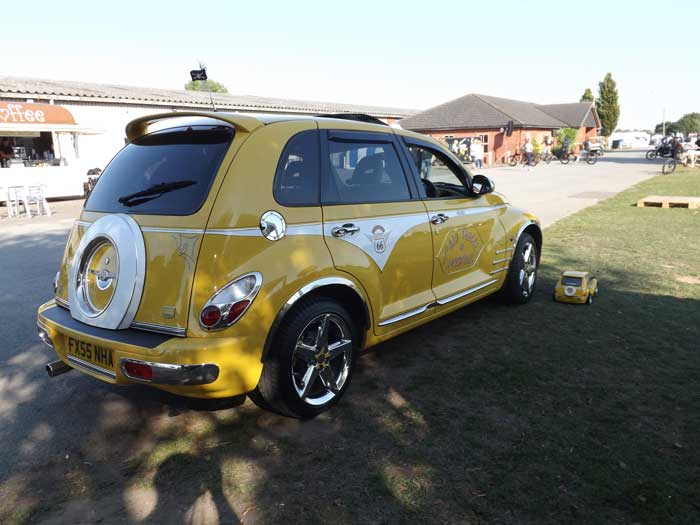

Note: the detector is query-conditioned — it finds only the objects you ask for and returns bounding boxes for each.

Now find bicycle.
[506,150,540,167]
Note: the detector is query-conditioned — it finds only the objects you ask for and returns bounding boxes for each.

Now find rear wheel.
[256,298,357,418]
[507,155,517,167]
[560,153,570,165]
[646,150,657,160]
[586,152,598,165]
[586,294,593,305]
[502,232,538,304]
[662,159,677,175]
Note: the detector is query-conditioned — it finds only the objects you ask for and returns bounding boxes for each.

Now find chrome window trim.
[67,355,117,380]
[130,321,186,337]
[436,279,498,305]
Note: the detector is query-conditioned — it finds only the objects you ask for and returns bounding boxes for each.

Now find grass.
[2,173,699,524]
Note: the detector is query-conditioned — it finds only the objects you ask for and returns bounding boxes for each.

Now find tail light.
[199,272,262,330]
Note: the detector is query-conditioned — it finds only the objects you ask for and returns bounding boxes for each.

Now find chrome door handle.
[331,223,360,237]
[430,213,449,225]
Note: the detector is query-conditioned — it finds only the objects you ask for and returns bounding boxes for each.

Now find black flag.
[190,68,208,82]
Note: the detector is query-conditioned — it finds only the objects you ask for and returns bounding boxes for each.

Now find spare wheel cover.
[564,286,576,297]
[69,214,146,329]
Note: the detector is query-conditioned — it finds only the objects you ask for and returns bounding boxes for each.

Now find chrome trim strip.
[55,296,70,309]
[140,227,204,235]
[206,227,261,237]
[120,358,219,385]
[75,220,92,228]
[263,276,371,360]
[513,220,539,248]
[438,204,507,218]
[67,355,117,380]
[492,257,511,265]
[490,267,509,275]
[378,303,431,327]
[495,247,514,255]
[436,279,498,305]
[287,223,324,236]
[130,321,186,337]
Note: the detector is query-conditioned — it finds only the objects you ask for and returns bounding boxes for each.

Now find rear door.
[399,136,507,306]
[319,129,435,333]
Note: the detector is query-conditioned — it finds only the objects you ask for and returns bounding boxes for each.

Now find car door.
[399,136,508,306]
[319,129,436,333]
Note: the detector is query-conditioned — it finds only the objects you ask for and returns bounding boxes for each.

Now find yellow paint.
[553,271,598,304]
[38,111,540,399]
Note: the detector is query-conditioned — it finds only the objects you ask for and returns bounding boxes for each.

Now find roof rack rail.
[315,113,388,126]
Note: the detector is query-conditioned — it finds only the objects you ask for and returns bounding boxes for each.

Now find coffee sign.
[0,102,76,126]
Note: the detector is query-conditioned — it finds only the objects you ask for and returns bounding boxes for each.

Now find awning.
[0,102,103,135]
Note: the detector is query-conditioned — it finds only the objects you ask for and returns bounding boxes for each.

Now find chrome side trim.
[120,358,219,385]
[55,296,70,309]
[492,257,511,265]
[67,355,117,380]
[130,321,186,337]
[378,303,432,327]
[512,220,540,248]
[495,247,514,255]
[436,279,498,305]
[490,267,509,275]
[75,220,92,228]
[140,227,204,235]
[262,276,371,361]
[206,227,261,237]
[287,223,324,236]
[438,204,507,218]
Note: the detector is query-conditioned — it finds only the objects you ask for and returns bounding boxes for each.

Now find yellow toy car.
[553,271,598,304]
[37,111,541,417]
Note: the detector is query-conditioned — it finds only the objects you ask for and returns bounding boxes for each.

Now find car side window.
[323,138,411,204]
[405,144,469,199]
[273,130,320,206]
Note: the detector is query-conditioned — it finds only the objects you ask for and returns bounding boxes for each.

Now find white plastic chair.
[25,185,52,217]
[6,186,29,218]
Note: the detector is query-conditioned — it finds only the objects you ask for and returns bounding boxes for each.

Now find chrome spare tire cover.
[69,214,146,329]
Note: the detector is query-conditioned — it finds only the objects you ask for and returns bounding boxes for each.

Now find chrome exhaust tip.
[46,360,72,377]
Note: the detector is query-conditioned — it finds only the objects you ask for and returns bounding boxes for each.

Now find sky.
[2,0,698,130]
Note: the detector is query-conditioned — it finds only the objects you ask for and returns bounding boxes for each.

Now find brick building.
[399,94,601,164]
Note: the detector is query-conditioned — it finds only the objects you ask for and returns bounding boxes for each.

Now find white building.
[0,76,417,198]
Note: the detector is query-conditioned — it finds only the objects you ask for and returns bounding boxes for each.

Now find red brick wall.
[422,128,560,164]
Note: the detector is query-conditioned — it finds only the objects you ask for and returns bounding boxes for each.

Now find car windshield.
[85,124,234,215]
[562,276,583,286]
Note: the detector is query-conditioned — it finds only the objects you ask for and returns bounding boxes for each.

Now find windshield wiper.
[118,180,196,207]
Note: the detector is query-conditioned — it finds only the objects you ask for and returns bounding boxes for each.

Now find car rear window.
[562,276,583,286]
[86,124,234,215]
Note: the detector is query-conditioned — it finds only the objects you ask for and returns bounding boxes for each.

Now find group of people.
[448,137,485,168]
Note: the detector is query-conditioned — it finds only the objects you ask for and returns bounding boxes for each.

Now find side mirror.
[471,174,495,195]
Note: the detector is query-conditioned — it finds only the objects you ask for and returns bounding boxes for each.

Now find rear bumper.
[37,301,264,398]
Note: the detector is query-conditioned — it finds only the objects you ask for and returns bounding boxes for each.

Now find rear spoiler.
[125,111,264,142]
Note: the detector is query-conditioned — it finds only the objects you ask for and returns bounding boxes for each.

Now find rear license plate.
[66,336,115,370]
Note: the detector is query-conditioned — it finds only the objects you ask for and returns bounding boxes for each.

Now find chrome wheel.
[518,241,537,297]
[291,313,352,406]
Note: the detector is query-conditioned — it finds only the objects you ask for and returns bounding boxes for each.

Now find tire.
[507,155,517,167]
[545,154,553,165]
[646,150,656,160]
[502,232,539,304]
[586,153,598,165]
[560,154,570,165]
[256,298,358,418]
[662,159,677,175]
[586,294,593,305]
[532,154,541,166]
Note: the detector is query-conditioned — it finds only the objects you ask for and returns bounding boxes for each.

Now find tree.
[556,127,579,145]
[653,113,700,135]
[596,73,620,137]
[580,88,594,102]
[184,79,229,93]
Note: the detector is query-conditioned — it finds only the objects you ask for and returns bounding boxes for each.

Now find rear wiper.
[118,180,196,206]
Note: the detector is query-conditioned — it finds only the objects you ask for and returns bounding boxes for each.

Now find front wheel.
[502,232,539,304]
[507,155,518,167]
[560,153,570,165]
[646,150,657,160]
[662,159,677,175]
[256,299,357,418]
[586,153,598,165]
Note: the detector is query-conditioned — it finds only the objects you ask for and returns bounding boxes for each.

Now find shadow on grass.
[1,257,699,524]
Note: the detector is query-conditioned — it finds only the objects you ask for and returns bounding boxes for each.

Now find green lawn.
[4,173,700,524]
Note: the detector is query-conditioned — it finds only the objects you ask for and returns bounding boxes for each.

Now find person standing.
[544,135,553,159]
[0,138,14,168]
[524,137,533,169]
[562,136,570,159]
[471,138,484,169]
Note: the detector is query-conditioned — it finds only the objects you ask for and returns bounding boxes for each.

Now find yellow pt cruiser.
[37,112,542,418]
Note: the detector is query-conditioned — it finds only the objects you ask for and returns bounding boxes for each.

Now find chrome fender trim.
[261,276,371,362]
[512,220,542,251]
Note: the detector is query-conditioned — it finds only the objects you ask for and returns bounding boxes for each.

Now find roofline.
[402,124,563,132]
[0,87,417,118]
